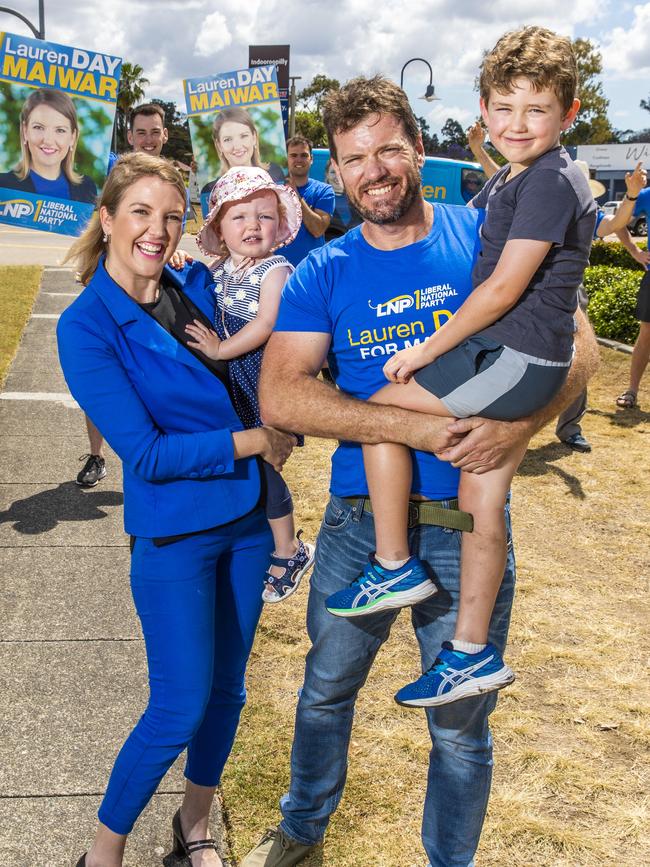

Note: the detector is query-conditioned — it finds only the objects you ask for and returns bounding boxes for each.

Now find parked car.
[309,148,487,235]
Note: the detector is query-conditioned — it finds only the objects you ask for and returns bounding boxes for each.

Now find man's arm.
[298,198,332,238]
[438,306,600,472]
[259,331,460,454]
[467,121,500,179]
[614,227,650,268]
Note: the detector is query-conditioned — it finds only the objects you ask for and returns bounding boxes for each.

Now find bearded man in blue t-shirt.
[242,76,599,867]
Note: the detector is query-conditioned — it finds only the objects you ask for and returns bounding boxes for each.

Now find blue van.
[310,147,487,234]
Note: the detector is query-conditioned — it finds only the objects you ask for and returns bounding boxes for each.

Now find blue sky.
[4,0,650,137]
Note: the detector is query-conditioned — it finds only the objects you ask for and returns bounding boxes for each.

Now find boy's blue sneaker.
[325,555,436,617]
[395,642,515,707]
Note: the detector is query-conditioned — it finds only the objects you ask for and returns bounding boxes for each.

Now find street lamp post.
[288,75,302,138]
[0,0,45,38]
[400,58,438,102]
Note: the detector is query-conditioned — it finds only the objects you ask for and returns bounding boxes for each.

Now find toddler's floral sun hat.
[197,165,302,256]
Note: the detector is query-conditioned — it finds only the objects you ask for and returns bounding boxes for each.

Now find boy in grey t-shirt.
[325,27,596,708]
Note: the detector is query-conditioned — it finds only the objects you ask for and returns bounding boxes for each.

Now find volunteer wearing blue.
[243,76,598,867]
[57,153,295,867]
[616,184,650,409]
[282,136,335,267]
[0,88,97,203]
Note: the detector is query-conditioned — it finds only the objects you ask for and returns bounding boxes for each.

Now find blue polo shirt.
[275,203,484,499]
[282,178,335,267]
[634,188,650,244]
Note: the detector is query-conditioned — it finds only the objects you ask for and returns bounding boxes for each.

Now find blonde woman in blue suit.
[57,152,295,867]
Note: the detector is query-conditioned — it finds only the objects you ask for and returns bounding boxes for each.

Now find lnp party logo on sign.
[0,198,35,219]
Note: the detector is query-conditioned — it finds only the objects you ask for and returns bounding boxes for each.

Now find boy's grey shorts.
[413,334,570,420]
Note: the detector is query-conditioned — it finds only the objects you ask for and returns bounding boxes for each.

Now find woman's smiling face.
[22,104,76,178]
[216,121,256,168]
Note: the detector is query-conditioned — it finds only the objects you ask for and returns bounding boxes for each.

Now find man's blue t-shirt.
[282,178,335,267]
[275,203,484,499]
[634,188,650,240]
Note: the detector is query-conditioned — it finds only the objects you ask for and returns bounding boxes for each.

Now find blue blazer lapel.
[91,258,212,375]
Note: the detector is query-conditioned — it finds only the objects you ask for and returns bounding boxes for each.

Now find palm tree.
[114,62,150,151]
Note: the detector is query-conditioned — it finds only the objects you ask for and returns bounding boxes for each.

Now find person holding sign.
[0,88,97,203]
[58,152,294,867]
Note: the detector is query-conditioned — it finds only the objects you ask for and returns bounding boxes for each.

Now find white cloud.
[194,12,232,57]
[601,3,650,78]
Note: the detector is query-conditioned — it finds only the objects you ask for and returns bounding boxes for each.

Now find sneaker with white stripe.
[325,555,436,617]
[395,641,515,707]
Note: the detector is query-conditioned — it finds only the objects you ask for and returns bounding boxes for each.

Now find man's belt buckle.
[408,502,420,528]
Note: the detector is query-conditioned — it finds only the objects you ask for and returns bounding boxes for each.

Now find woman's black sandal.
[172,808,219,860]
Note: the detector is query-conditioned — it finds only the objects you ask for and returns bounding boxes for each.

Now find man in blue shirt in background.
[282,136,335,267]
[616,185,650,409]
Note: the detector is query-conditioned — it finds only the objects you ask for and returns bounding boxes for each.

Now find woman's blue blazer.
[57,258,260,537]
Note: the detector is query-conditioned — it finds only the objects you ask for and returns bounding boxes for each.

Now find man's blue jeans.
[280,495,516,867]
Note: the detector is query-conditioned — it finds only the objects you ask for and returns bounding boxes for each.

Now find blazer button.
[201,468,211,478]
[215,465,225,473]
[189,472,199,479]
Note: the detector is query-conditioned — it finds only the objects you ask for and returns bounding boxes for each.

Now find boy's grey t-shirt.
[471,146,597,362]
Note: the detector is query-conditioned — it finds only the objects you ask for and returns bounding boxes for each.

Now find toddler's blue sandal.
[262,531,315,603]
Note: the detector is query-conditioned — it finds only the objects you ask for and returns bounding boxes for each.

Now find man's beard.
[345,165,422,225]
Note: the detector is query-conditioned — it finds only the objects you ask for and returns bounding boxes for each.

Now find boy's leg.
[453,443,527,644]
[362,380,449,562]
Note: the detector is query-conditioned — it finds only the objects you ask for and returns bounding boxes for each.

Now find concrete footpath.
[0,267,228,866]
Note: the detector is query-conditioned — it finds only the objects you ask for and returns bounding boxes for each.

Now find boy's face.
[480,78,579,174]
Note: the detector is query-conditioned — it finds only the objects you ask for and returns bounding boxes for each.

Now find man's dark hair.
[286,135,313,153]
[322,75,420,160]
[128,102,166,129]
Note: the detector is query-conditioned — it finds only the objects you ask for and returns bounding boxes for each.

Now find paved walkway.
[0,268,228,866]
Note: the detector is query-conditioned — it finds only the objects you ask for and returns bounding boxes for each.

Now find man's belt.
[342,497,474,532]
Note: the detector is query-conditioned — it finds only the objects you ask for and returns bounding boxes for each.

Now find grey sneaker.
[240,826,315,866]
[76,454,106,487]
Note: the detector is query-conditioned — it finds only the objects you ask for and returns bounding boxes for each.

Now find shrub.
[584,265,641,345]
[589,240,645,270]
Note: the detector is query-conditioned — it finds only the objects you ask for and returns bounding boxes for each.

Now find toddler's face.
[218,190,281,261]
[480,78,579,174]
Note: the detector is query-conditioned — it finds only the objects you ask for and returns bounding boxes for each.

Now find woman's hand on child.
[259,426,297,472]
[169,249,193,271]
[185,319,221,359]
[383,344,431,383]
[625,162,646,199]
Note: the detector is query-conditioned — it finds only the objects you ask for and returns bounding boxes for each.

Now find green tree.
[562,39,617,145]
[151,99,192,162]
[295,111,328,147]
[441,118,467,149]
[297,74,340,113]
[115,62,149,151]
[416,116,440,155]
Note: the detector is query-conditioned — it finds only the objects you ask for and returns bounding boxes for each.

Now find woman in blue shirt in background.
[0,88,97,203]
[58,153,294,867]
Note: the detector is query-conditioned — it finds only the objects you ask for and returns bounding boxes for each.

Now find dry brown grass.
[0,266,42,385]
[222,348,649,867]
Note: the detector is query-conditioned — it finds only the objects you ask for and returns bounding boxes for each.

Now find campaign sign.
[249,45,290,138]
[0,31,121,236]
[184,65,287,217]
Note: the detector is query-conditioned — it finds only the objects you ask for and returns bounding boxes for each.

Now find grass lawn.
[223,347,649,867]
[0,266,43,386]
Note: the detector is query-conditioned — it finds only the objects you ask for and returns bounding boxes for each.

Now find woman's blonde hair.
[65,152,186,285]
[212,108,264,177]
[17,88,82,183]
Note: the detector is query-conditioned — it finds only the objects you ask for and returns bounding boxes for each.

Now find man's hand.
[437,417,533,473]
[629,245,650,269]
[625,162,646,199]
[467,120,486,154]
